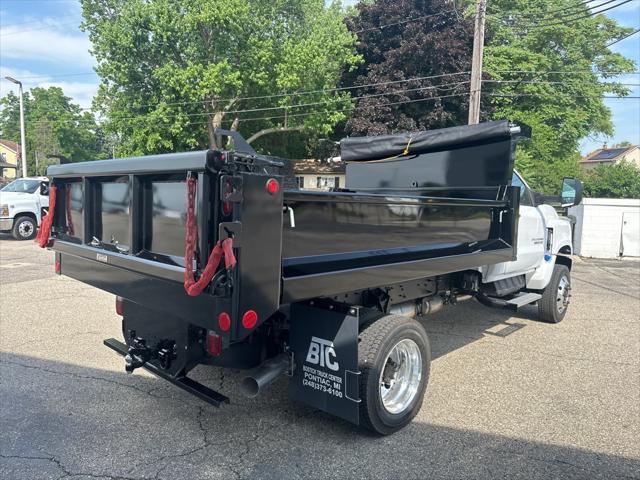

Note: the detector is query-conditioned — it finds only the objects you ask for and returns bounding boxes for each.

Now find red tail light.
[218,312,231,332]
[55,260,61,275]
[206,331,222,356]
[242,310,258,329]
[222,201,232,216]
[266,178,280,195]
[115,296,124,316]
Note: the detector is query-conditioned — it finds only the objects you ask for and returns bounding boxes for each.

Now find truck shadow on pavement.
[2,302,637,480]
[418,297,539,360]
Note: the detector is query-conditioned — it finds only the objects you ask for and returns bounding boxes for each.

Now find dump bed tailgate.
[47,150,283,341]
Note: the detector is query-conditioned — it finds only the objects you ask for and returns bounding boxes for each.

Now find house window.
[316,176,336,189]
[296,176,305,188]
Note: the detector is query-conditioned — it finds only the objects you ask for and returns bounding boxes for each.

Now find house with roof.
[0,139,20,179]
[293,158,346,190]
[580,144,640,170]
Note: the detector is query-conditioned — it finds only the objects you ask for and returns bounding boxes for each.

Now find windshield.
[0,179,41,194]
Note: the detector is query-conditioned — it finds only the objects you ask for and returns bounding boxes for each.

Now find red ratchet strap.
[35,185,57,248]
[183,175,237,297]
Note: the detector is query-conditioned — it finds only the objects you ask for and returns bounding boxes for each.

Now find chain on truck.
[39,121,582,435]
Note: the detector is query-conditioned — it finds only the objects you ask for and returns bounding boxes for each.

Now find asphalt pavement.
[1,235,639,480]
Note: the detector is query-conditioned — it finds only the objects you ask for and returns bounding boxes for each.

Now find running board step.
[476,292,542,310]
[505,292,542,308]
[103,338,230,407]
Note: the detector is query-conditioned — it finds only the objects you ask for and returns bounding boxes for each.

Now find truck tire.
[358,314,430,435]
[538,264,571,323]
[12,216,37,240]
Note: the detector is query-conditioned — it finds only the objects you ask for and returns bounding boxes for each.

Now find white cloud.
[1,66,98,110]
[0,23,94,68]
[38,80,98,110]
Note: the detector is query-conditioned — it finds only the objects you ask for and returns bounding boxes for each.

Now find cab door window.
[511,172,533,206]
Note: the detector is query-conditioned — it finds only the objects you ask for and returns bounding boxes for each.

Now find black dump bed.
[46,121,525,344]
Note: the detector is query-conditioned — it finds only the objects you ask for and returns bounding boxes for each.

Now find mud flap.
[288,304,360,425]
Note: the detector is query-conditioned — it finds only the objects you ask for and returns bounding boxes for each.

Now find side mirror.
[560,177,582,207]
[40,183,49,196]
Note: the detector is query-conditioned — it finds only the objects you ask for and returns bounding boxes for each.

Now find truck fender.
[555,254,572,271]
[12,210,39,226]
[526,254,572,290]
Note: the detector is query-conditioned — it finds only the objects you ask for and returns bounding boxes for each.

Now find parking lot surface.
[1,236,639,480]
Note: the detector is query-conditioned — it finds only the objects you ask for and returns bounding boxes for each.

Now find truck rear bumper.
[104,338,230,407]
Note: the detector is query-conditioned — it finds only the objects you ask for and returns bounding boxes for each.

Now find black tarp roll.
[340,120,514,162]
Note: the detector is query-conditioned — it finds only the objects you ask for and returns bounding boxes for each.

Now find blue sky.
[0,0,638,155]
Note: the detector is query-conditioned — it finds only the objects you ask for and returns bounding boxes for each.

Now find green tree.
[80,0,360,157]
[0,87,106,176]
[483,0,636,192]
[582,161,640,198]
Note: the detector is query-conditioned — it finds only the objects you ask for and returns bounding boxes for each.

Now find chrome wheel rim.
[557,275,571,314]
[18,220,34,238]
[379,338,422,415]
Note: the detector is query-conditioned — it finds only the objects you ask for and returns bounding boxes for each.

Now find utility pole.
[468,0,487,125]
[4,76,28,177]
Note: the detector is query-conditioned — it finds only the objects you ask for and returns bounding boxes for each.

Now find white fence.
[569,198,640,258]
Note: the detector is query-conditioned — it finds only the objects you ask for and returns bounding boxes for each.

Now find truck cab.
[478,171,581,323]
[0,176,50,240]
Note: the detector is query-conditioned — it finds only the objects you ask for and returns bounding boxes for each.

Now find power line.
[25,90,639,129]
[76,71,473,112]
[103,80,473,123]
[492,69,640,75]
[16,73,640,124]
[353,9,458,33]
[72,76,637,124]
[488,0,611,18]
[486,93,640,98]
[483,79,640,86]
[61,69,640,113]
[25,93,469,128]
[605,27,640,47]
[516,0,636,29]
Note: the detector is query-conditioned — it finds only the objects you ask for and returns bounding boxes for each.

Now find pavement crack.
[0,359,156,396]
[0,453,150,480]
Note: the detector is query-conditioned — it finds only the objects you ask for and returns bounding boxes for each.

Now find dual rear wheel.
[358,314,431,435]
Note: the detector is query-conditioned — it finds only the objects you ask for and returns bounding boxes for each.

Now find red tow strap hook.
[183,175,237,297]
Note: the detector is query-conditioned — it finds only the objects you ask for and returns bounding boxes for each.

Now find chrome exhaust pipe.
[240,353,289,398]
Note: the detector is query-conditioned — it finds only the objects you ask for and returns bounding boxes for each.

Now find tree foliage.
[343,0,476,136]
[0,87,105,175]
[483,0,637,192]
[81,0,360,157]
[582,161,640,198]
[340,0,635,195]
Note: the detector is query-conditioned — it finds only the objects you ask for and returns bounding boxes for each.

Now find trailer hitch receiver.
[124,336,176,374]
